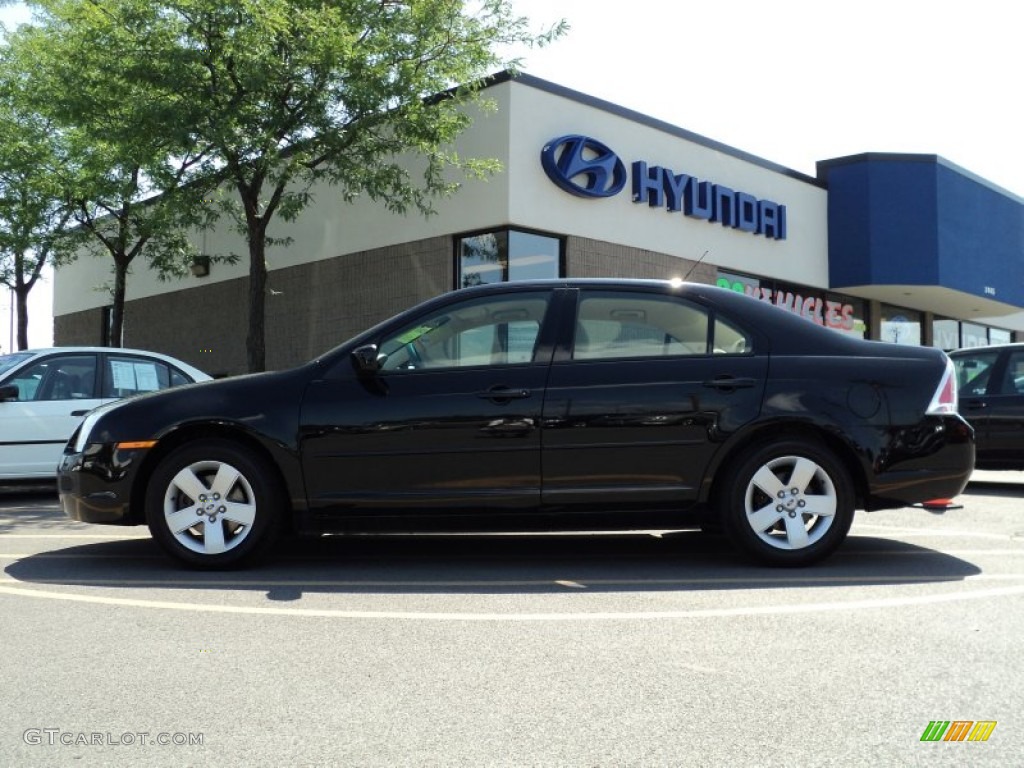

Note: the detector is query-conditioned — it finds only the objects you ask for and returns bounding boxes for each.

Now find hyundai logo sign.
[540,135,627,198]
[541,134,787,240]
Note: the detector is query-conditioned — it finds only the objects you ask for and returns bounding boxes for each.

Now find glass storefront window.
[960,322,989,348]
[716,271,1014,349]
[459,232,504,288]
[932,318,960,351]
[715,270,866,338]
[880,305,922,346]
[989,327,1012,346]
[932,318,1013,350]
[826,292,866,338]
[458,229,561,288]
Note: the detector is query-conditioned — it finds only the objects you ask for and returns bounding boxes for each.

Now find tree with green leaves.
[2,6,225,347]
[24,0,564,371]
[0,92,72,351]
[55,147,220,349]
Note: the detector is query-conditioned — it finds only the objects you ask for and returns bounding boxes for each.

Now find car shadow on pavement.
[4,526,983,596]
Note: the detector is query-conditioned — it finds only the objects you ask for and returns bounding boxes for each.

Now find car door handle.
[70,409,91,416]
[702,376,757,390]
[964,400,988,410]
[477,386,531,402]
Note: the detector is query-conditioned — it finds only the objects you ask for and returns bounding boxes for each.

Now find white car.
[0,347,211,480]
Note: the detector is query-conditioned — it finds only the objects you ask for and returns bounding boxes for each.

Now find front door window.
[378,293,551,371]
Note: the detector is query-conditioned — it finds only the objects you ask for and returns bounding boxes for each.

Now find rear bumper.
[866,415,975,510]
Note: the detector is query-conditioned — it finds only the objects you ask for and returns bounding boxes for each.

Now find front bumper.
[57,447,139,525]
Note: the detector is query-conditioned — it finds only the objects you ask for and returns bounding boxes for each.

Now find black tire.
[145,439,286,569]
[719,439,854,566]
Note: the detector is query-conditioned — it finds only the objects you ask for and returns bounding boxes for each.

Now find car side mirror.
[0,384,18,402]
[351,344,383,376]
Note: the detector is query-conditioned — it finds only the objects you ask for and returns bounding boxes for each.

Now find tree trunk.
[109,260,128,347]
[246,226,268,372]
[15,285,30,351]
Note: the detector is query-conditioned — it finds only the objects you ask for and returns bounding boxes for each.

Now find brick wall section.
[53,308,105,347]
[263,236,451,370]
[566,236,718,285]
[55,236,452,377]
[122,278,249,376]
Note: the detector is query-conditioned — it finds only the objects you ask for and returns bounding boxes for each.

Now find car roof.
[949,343,1024,355]
[18,346,168,354]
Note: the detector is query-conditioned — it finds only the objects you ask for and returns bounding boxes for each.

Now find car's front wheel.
[145,439,285,569]
[719,440,854,566]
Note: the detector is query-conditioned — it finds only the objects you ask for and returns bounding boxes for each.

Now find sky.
[2,0,1021,349]
[503,0,1022,195]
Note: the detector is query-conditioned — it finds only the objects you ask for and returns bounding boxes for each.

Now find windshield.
[0,352,34,379]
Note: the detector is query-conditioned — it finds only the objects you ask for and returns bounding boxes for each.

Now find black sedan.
[58,279,974,568]
[950,343,1024,470]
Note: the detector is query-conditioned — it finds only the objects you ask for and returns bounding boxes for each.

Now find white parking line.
[1,577,1023,621]
[851,526,1023,541]
[0,533,150,539]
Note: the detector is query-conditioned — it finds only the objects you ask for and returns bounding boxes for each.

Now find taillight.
[926,357,958,415]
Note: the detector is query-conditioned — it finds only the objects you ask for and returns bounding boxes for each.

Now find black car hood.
[84,366,313,447]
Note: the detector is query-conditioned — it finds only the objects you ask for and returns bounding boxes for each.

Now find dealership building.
[53,72,1024,376]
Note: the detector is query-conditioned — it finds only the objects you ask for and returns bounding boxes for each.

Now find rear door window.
[571,291,753,360]
[999,351,1024,395]
[103,356,172,397]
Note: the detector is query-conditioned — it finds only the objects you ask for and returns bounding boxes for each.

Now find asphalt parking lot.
[2,472,1022,767]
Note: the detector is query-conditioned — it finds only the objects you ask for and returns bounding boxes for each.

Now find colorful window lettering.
[920,721,997,742]
[715,273,866,337]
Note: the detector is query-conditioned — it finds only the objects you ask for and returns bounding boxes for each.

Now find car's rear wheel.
[719,440,854,566]
[145,439,285,569]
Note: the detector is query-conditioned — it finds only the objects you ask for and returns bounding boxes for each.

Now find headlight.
[73,408,106,453]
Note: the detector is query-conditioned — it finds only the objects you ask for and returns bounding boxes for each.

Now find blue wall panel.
[935,164,1023,307]
[825,162,873,284]
[821,154,1024,309]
